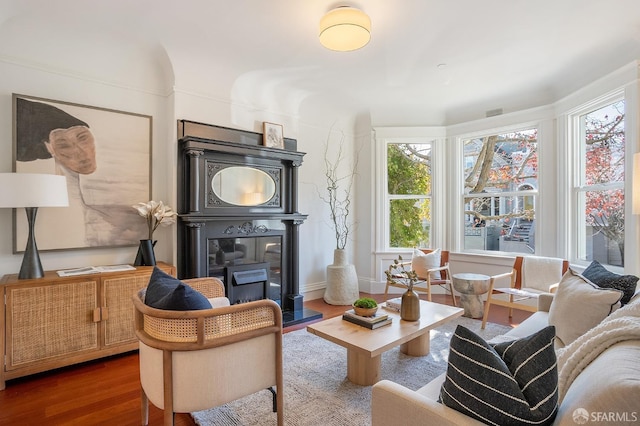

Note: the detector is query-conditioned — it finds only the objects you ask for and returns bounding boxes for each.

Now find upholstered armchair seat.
[133,277,283,426]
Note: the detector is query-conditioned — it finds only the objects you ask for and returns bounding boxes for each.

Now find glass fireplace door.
[207,236,283,305]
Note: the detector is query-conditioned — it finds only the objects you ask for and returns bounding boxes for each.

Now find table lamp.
[0,173,69,279]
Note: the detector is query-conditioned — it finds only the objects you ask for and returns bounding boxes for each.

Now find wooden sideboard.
[0,262,175,390]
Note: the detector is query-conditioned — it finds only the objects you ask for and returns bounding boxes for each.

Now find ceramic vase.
[401,288,420,321]
[134,239,157,266]
[324,248,360,305]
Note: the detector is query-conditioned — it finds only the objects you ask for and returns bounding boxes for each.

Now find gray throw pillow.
[582,260,638,305]
[548,269,622,347]
[440,325,558,426]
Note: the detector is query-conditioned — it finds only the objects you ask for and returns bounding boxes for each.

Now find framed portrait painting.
[13,94,152,251]
[262,122,284,149]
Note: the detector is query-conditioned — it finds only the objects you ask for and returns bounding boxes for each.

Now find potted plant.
[132,200,178,266]
[385,255,421,321]
[352,297,378,317]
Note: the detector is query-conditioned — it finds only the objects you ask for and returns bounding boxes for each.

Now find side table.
[452,273,491,318]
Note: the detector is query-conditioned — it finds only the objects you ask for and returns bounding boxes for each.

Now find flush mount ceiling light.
[319,6,371,52]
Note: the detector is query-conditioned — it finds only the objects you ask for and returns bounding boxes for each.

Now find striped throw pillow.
[440,325,558,426]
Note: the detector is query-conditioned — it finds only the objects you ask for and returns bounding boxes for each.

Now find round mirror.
[211,166,276,206]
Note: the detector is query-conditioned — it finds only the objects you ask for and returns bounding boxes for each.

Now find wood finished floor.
[0,293,530,425]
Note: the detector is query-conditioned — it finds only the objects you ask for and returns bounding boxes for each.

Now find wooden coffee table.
[306,300,464,385]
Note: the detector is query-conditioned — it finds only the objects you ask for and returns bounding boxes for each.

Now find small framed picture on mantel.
[263,122,284,149]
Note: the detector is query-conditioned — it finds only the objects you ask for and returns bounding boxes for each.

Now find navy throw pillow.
[144,267,212,311]
[582,260,638,305]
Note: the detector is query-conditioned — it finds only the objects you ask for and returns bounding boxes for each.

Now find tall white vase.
[324,248,359,305]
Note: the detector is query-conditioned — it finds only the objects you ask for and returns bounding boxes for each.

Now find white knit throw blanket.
[522,256,564,291]
[556,297,640,403]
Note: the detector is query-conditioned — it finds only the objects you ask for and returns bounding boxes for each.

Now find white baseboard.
[300,277,449,301]
[303,288,325,301]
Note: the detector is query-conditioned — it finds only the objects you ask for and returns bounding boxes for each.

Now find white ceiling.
[1,0,640,126]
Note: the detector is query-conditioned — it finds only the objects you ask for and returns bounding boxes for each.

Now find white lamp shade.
[0,173,69,208]
[633,153,640,215]
[319,7,371,52]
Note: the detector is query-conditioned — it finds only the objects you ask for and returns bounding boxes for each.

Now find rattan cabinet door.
[102,273,151,347]
[6,280,99,370]
[101,264,174,347]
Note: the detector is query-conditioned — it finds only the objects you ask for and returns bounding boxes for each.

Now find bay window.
[462,128,538,253]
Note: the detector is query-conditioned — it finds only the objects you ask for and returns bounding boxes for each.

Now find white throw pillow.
[548,269,623,348]
[207,297,231,309]
[411,248,441,280]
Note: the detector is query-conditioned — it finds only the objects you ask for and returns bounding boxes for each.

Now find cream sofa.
[372,290,640,425]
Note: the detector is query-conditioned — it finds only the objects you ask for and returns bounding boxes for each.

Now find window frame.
[374,128,446,253]
[568,92,627,268]
[456,123,542,255]
[385,141,434,249]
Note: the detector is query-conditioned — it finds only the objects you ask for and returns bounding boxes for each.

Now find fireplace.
[176,120,321,326]
[209,236,280,303]
[224,261,269,305]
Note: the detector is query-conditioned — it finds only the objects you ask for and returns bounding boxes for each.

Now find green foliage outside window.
[387,144,431,248]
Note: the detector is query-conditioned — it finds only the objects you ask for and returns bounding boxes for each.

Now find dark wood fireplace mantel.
[176,120,320,326]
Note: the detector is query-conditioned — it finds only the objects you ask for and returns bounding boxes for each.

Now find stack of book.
[342,309,392,329]
[382,297,402,312]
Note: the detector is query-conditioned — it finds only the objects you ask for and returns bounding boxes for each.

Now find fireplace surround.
[176,120,321,326]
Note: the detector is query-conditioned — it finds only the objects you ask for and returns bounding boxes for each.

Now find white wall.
[0,61,173,276]
[0,12,179,275]
[294,104,362,296]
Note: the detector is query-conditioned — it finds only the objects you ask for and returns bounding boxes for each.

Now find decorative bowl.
[352,305,378,317]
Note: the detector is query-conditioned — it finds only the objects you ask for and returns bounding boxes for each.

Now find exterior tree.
[388,104,626,261]
[583,101,625,263]
[463,130,538,223]
[387,144,431,247]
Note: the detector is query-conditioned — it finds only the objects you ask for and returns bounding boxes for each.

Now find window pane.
[462,128,537,254]
[387,144,431,195]
[464,129,537,194]
[577,99,625,267]
[389,198,430,248]
[579,188,624,267]
[582,101,625,185]
[463,195,535,253]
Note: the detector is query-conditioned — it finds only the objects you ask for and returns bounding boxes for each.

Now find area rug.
[191,317,510,426]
